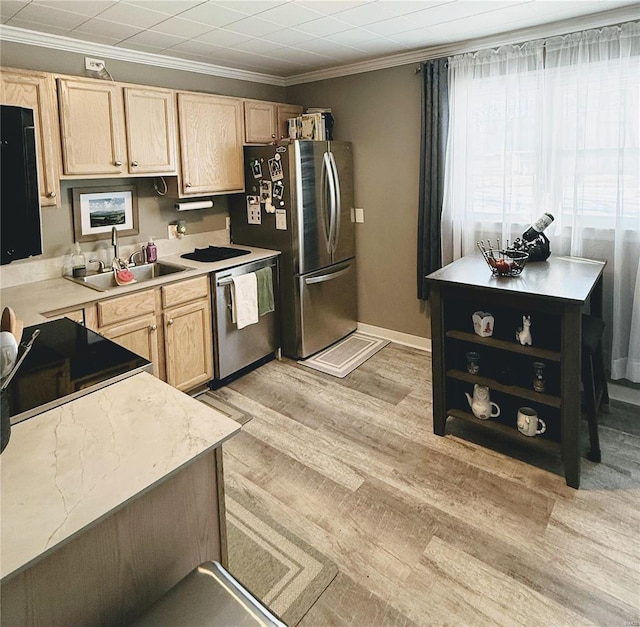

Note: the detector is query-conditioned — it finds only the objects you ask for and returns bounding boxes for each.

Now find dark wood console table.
[427,254,606,488]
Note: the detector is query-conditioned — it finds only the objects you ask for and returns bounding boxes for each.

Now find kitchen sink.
[65,261,190,292]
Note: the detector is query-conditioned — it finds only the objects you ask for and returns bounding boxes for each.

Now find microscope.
[512,213,554,261]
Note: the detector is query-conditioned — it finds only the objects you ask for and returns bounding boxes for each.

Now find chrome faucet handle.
[88,259,106,273]
[128,250,146,265]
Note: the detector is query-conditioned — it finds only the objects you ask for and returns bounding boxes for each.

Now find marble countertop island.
[0,371,240,582]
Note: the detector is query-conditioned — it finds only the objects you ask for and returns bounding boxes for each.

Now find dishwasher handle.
[216,264,275,287]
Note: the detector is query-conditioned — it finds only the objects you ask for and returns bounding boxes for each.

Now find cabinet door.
[164,299,213,391]
[276,103,303,141]
[58,78,127,175]
[45,308,85,326]
[0,69,61,206]
[244,100,276,144]
[177,92,244,196]
[102,315,160,378]
[124,86,177,175]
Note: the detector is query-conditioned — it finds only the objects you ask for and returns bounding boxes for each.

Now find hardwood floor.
[219,343,640,626]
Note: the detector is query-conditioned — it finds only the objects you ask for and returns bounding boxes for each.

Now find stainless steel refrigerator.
[229,140,357,359]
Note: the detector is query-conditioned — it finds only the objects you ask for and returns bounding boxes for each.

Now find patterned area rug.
[298,332,390,378]
[226,489,338,626]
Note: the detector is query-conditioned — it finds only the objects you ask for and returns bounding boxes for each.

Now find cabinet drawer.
[162,276,208,308]
[98,289,156,327]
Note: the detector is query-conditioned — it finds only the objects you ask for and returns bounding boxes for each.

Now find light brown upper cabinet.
[276,103,303,140]
[243,99,303,144]
[58,77,127,176]
[57,77,177,177]
[0,68,61,206]
[123,86,177,175]
[176,91,244,196]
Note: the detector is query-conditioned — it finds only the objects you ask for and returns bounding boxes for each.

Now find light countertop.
[0,245,279,326]
[0,371,241,581]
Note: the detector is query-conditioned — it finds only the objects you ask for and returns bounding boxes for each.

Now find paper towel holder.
[174,200,214,212]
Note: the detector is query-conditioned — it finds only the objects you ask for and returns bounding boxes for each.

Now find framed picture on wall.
[72,185,139,242]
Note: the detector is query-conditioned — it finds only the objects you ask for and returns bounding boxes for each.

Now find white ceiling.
[1,0,637,84]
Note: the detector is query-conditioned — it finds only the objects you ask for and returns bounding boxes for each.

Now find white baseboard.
[608,383,640,407]
[357,323,431,352]
[357,323,639,407]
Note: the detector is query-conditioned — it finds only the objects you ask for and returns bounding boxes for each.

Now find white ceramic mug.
[517,407,546,436]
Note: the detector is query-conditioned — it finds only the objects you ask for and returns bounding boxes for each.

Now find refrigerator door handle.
[328,151,341,254]
[323,152,337,255]
[304,265,351,285]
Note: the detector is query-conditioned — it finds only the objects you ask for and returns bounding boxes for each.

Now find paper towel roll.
[174,200,213,211]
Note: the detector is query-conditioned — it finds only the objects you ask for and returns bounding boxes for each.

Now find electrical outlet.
[168,224,178,239]
[354,208,365,223]
[225,217,231,230]
[85,57,105,72]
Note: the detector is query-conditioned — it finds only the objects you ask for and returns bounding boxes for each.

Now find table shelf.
[445,330,561,362]
[446,408,561,454]
[446,369,561,408]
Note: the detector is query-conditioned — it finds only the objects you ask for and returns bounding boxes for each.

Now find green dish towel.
[256,266,275,316]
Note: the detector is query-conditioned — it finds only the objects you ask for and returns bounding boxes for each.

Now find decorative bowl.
[480,248,528,276]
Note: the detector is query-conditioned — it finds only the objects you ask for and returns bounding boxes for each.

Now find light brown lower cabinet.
[101,314,161,378]
[44,308,85,325]
[164,299,213,390]
[84,276,213,391]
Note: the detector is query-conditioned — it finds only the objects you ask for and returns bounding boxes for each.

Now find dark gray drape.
[417,58,449,300]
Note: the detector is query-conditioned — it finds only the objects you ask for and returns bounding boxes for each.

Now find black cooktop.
[4,318,151,426]
[180,246,251,263]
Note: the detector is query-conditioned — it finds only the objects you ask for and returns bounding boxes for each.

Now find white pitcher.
[465,384,500,420]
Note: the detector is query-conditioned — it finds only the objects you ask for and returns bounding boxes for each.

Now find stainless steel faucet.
[111,226,118,262]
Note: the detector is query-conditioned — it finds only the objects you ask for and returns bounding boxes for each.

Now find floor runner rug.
[226,489,338,626]
[196,390,253,425]
[298,332,389,378]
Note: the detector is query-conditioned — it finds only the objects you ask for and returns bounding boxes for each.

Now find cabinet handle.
[132,160,138,167]
[150,324,157,331]
[47,191,56,198]
[114,160,122,166]
[185,182,192,188]
[168,319,174,326]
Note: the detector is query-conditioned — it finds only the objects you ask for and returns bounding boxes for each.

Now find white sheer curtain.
[441,23,640,382]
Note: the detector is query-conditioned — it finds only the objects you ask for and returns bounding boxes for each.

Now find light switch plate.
[354,207,365,223]
[168,224,178,239]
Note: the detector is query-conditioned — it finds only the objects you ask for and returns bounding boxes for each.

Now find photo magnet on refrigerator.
[272,180,284,199]
[246,195,261,224]
[275,209,287,230]
[268,156,283,181]
[251,159,262,179]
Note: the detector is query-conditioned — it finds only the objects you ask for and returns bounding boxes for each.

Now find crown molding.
[283,5,640,86]
[0,25,286,87]
[1,4,637,89]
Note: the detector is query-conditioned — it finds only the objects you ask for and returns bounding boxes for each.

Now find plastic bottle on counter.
[144,236,157,263]
[71,242,87,278]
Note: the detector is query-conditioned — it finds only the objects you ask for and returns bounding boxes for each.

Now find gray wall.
[2,41,429,339]
[287,66,429,338]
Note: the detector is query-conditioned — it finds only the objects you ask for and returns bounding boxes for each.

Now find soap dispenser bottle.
[145,236,157,263]
[71,243,86,278]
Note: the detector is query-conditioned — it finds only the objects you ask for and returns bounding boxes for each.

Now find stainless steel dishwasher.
[212,257,279,381]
